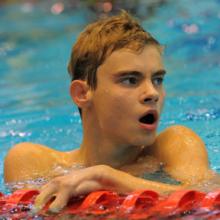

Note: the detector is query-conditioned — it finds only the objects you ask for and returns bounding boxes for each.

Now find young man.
[4,11,214,212]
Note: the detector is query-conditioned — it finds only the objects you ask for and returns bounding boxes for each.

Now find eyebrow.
[114,69,167,77]
[115,70,142,77]
[152,69,167,77]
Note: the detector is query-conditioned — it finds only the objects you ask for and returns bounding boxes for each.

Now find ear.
[70,80,92,108]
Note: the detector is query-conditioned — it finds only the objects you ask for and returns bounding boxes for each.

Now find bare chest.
[120,156,161,177]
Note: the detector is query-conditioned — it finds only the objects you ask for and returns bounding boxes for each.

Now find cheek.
[110,96,127,116]
[97,91,123,115]
[103,93,132,121]
[113,93,135,112]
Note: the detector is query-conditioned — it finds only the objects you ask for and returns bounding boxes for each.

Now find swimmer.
[4,11,215,212]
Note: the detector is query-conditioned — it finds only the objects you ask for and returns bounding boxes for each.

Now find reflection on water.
[6,163,220,195]
[0,0,167,18]
[5,164,85,192]
[6,177,48,192]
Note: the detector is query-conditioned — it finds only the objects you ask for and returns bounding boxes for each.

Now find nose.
[139,81,159,104]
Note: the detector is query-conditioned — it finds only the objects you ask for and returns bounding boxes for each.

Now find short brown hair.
[68,11,161,89]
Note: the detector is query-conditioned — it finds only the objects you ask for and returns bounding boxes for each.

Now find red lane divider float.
[1,189,220,219]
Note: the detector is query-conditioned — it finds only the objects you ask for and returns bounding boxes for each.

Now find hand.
[34,164,184,213]
[34,165,118,213]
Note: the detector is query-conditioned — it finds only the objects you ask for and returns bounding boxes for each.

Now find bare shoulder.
[148,125,213,184]
[150,125,207,157]
[155,125,206,148]
[4,142,62,183]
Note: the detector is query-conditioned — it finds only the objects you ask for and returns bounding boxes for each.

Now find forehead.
[97,45,164,75]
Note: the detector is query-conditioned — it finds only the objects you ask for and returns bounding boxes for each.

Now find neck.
[79,139,144,168]
[76,115,144,168]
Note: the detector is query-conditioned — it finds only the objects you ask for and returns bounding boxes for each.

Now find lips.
[139,110,159,131]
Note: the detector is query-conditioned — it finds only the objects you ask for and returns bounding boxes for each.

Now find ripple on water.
[5,164,85,192]
[185,108,220,121]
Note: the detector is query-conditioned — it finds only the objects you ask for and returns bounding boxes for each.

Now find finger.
[48,189,71,213]
[76,180,102,195]
[34,184,57,210]
[40,182,51,191]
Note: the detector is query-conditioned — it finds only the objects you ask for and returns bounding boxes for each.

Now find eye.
[120,75,139,85]
[152,76,164,86]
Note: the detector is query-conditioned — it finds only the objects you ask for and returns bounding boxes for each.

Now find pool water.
[0,0,220,194]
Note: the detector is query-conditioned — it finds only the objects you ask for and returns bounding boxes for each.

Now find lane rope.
[1,189,220,219]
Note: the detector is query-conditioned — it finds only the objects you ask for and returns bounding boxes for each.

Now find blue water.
[0,0,220,194]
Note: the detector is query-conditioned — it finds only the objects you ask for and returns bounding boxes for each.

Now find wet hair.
[67,11,161,115]
[68,10,161,86]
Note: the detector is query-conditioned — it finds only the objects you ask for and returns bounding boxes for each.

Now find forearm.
[34,164,184,212]
[101,166,184,194]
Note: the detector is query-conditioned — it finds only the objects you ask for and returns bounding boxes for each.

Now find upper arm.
[4,142,54,184]
[149,125,214,184]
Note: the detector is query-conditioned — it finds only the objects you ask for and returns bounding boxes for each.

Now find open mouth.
[139,111,158,125]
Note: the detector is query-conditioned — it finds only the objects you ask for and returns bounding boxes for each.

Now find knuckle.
[50,177,62,186]
[96,164,110,172]
[61,181,72,188]
[95,165,112,179]
[54,180,69,188]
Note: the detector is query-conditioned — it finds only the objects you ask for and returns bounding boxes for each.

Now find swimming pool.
[0,0,220,196]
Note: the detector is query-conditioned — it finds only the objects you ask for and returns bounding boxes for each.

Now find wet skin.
[4,45,214,213]
[73,45,166,168]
